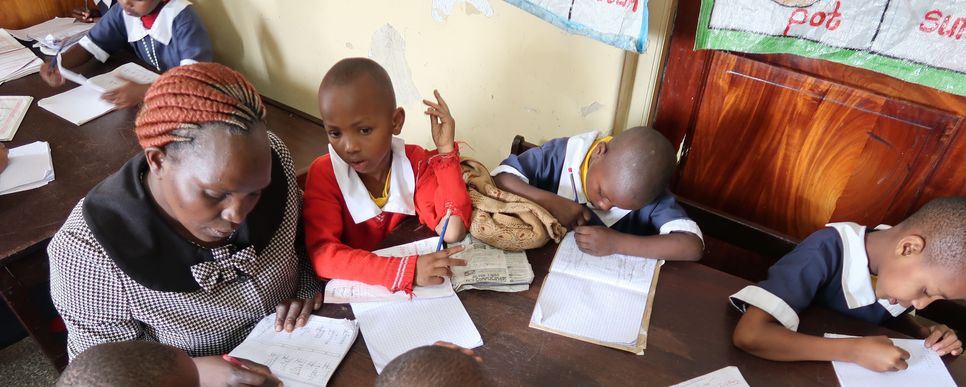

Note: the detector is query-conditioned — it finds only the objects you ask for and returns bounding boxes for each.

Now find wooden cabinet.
[656,0,966,279]
[0,0,80,30]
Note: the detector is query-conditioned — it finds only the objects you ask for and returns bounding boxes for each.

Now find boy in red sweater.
[304,58,471,294]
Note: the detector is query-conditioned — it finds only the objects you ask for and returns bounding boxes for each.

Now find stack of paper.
[352,295,483,373]
[229,314,359,387]
[825,334,956,387]
[529,232,662,354]
[0,30,42,85]
[323,237,455,304]
[451,235,534,292]
[0,96,32,141]
[6,17,93,54]
[0,141,54,195]
[38,63,160,125]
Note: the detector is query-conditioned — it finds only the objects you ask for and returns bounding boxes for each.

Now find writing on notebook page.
[229,314,359,387]
[825,333,956,387]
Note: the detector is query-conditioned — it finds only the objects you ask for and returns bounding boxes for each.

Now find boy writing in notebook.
[40,0,212,108]
[304,58,471,294]
[493,127,703,260]
[731,197,965,372]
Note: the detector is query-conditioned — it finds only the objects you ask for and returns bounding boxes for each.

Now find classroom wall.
[193,0,672,168]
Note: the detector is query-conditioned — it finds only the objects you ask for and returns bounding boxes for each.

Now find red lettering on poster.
[784,1,842,36]
[920,9,966,40]
[599,0,639,13]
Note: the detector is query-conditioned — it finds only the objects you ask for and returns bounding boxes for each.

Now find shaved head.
[902,196,966,270]
[597,126,676,209]
[319,57,396,112]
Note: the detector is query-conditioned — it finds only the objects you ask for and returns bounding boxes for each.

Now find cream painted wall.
[193,0,672,168]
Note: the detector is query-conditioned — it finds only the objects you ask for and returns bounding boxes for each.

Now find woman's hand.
[194,355,282,387]
[274,292,323,332]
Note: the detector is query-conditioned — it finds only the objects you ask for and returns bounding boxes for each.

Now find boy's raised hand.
[849,335,910,372]
[925,324,962,356]
[415,244,466,286]
[424,90,455,154]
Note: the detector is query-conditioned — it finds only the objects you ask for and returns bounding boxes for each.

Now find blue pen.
[436,208,453,252]
[568,167,580,203]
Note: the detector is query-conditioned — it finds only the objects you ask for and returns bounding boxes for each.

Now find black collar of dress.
[82,150,288,292]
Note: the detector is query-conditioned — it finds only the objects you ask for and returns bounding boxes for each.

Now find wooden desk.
[320,219,966,386]
[0,48,328,370]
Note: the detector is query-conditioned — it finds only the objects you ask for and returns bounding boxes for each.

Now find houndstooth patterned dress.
[48,132,320,360]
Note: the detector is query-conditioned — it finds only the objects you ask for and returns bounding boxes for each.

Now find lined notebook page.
[531,233,658,344]
[825,334,956,387]
[229,314,359,387]
[353,295,483,373]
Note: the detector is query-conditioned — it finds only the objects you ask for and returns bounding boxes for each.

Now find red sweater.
[304,145,472,294]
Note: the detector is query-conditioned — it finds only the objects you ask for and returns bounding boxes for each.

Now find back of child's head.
[56,341,198,387]
[319,57,397,112]
[374,345,487,387]
[600,126,676,208]
[901,196,966,271]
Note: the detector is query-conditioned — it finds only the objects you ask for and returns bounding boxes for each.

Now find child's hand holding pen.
[424,89,456,154]
[72,1,100,23]
[415,245,466,286]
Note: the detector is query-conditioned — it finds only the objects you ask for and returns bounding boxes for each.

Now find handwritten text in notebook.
[531,232,660,346]
[229,314,359,387]
[825,333,956,387]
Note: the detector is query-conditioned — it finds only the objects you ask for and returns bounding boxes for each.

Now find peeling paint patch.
[580,101,603,118]
[369,24,421,106]
[345,42,354,49]
[432,0,494,22]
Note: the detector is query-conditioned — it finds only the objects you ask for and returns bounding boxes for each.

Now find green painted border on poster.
[694,0,966,97]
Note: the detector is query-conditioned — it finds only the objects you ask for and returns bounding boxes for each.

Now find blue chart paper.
[505,0,649,53]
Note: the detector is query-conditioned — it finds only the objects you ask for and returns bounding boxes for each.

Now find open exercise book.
[228,314,359,387]
[825,334,956,387]
[323,237,455,304]
[38,62,159,126]
[530,232,661,354]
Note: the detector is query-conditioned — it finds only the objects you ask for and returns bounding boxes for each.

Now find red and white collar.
[122,0,190,44]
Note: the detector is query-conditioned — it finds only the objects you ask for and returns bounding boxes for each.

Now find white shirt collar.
[123,0,191,44]
[556,130,631,227]
[97,0,113,6]
[826,222,907,317]
[329,137,416,224]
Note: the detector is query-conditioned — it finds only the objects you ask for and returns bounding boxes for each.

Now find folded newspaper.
[451,235,534,293]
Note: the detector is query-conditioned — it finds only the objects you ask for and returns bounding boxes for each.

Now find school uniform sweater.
[78,0,212,72]
[304,137,472,294]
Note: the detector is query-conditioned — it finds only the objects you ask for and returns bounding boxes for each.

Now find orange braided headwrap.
[134,63,266,149]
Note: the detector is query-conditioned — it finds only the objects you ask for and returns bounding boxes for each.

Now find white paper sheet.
[670,366,750,387]
[352,295,483,373]
[38,86,115,126]
[0,141,54,195]
[531,232,659,344]
[324,237,455,303]
[0,30,41,82]
[60,61,159,93]
[825,334,956,387]
[0,96,32,141]
[6,18,89,43]
[228,314,359,387]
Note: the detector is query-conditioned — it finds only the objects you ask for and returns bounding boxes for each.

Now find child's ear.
[896,235,925,257]
[589,141,608,164]
[392,107,405,136]
[144,147,168,175]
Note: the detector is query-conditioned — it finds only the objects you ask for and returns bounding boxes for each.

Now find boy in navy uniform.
[493,126,703,261]
[41,0,212,108]
[732,197,965,372]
